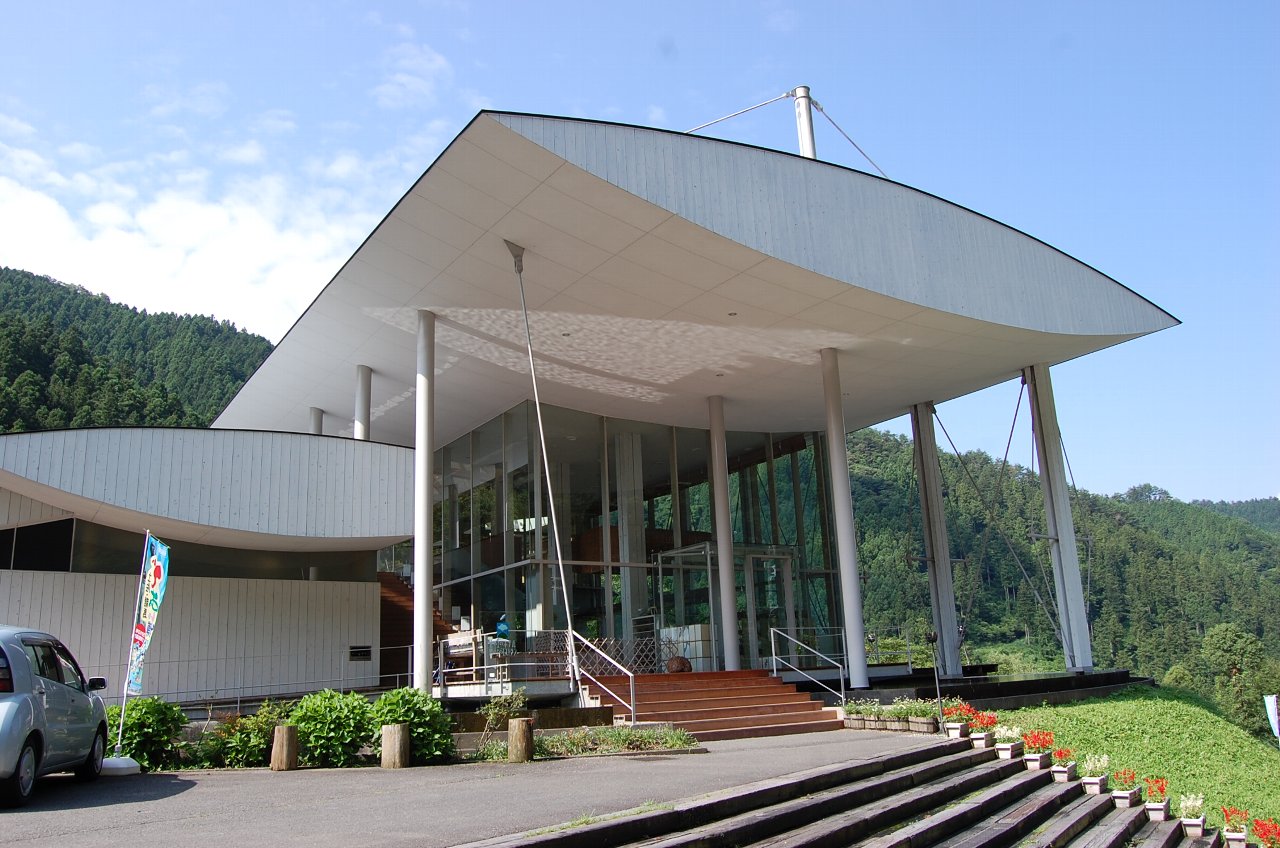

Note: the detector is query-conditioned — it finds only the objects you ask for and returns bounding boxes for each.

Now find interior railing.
[769,627,845,706]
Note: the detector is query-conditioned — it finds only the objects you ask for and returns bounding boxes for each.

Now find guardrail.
[769,627,845,705]
[570,630,637,726]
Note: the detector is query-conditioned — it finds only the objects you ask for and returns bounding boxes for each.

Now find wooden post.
[270,725,298,771]
[508,717,534,763]
[382,723,411,768]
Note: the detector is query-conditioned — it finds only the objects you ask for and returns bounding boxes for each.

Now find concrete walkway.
[4,730,933,847]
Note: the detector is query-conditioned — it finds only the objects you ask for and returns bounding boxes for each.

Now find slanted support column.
[708,396,740,671]
[820,348,870,689]
[413,311,436,690]
[309,407,323,435]
[354,364,372,441]
[910,402,963,677]
[1024,364,1094,671]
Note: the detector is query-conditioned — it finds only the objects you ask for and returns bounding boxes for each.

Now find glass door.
[743,555,796,669]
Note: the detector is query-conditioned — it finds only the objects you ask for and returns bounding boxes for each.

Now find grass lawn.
[1000,685,1280,826]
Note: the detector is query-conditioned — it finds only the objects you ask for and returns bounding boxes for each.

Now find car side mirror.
[87,677,107,691]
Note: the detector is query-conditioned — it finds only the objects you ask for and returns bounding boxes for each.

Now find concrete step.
[1129,820,1185,848]
[754,756,1026,848]
[856,767,1054,848]
[636,747,1000,848]
[934,780,1083,848]
[1019,793,1115,848]
[1067,805,1149,848]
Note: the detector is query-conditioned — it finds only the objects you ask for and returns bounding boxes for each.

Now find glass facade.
[402,400,842,670]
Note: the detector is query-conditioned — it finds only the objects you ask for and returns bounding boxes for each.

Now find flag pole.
[114,530,151,759]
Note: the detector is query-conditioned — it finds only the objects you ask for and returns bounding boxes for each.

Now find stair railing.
[570,630,638,726]
[769,628,845,706]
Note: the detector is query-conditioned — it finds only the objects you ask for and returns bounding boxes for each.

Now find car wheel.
[1,737,38,807]
[75,728,106,781]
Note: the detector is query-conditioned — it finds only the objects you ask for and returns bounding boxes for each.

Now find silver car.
[0,626,108,806]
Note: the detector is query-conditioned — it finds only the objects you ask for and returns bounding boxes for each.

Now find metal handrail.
[570,630,637,726]
[770,628,845,706]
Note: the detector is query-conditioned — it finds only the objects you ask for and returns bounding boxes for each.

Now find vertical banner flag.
[125,534,170,696]
[1265,694,1279,745]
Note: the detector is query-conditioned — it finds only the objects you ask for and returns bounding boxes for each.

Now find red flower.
[1112,768,1138,790]
[1143,776,1167,802]
[1021,730,1055,753]
[1051,747,1073,766]
[969,711,998,730]
[1222,807,1250,831]
[1253,818,1280,848]
[943,702,978,720]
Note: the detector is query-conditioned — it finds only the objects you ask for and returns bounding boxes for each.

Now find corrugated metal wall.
[0,487,69,526]
[0,428,413,539]
[0,571,379,703]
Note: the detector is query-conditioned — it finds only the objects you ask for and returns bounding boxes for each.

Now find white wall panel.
[0,429,414,542]
[0,571,379,703]
[0,487,69,526]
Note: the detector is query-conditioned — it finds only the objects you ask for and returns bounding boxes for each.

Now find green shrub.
[289,690,374,768]
[106,697,188,771]
[200,700,293,768]
[371,688,455,765]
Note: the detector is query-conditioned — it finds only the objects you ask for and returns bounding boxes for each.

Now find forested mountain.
[0,267,272,427]
[1194,496,1280,535]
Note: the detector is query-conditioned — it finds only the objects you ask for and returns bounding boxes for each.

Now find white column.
[793,85,817,159]
[413,311,435,690]
[1024,364,1094,671]
[820,348,870,688]
[354,364,372,441]
[708,396,741,671]
[910,402,963,677]
[309,407,323,436]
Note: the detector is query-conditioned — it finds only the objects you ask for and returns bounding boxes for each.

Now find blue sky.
[0,2,1275,502]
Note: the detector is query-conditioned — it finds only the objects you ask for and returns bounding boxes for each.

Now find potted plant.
[1222,806,1250,848]
[863,699,886,731]
[1080,753,1110,794]
[1143,776,1170,821]
[885,699,912,732]
[968,710,998,748]
[1253,816,1280,848]
[1021,730,1054,769]
[1176,793,1206,838]
[841,699,864,730]
[907,700,939,734]
[1050,747,1077,782]
[993,725,1024,759]
[1111,768,1141,807]
[942,702,974,739]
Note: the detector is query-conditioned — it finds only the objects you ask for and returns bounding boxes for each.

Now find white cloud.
[218,139,266,165]
[647,105,667,126]
[0,113,35,138]
[252,109,296,135]
[460,88,492,111]
[144,81,231,119]
[58,141,100,161]
[371,43,452,109]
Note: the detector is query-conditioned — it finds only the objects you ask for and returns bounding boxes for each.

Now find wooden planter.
[885,717,910,732]
[970,732,996,749]
[908,716,938,734]
[995,741,1024,760]
[1180,816,1207,838]
[1111,787,1142,808]
[843,715,866,730]
[1081,775,1109,795]
[1023,751,1051,770]
[1050,762,1078,782]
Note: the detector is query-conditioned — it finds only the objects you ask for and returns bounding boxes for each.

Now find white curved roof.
[0,428,412,550]
[215,112,1176,445]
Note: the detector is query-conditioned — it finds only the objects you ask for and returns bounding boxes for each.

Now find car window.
[52,644,85,692]
[22,643,61,683]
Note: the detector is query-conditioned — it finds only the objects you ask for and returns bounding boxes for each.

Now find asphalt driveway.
[4,730,932,848]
